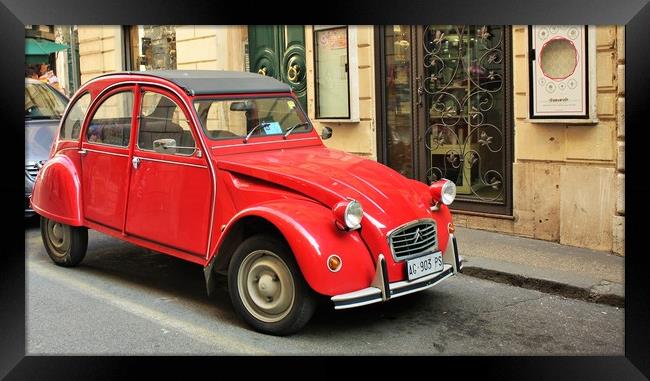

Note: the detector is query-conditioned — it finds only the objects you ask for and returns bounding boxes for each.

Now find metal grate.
[25,162,42,182]
[388,220,438,261]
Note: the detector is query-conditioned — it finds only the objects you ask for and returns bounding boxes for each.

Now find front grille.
[388,220,438,261]
[25,162,42,182]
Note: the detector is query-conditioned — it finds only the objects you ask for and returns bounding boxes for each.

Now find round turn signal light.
[327,255,342,272]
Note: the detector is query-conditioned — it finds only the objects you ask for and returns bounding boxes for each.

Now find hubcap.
[46,219,70,256]
[238,250,295,323]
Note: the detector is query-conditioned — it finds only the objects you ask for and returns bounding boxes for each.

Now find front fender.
[31,154,83,226]
[213,199,376,296]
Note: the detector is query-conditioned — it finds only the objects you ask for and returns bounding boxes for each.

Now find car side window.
[60,92,91,141]
[138,92,196,155]
[86,91,133,147]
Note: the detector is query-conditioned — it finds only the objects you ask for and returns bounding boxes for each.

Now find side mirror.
[321,126,333,140]
[153,138,177,155]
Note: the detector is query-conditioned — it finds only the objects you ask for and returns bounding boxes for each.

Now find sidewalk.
[455,227,624,307]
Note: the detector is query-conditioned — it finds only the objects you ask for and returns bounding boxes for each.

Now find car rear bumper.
[25,193,36,218]
[331,234,463,310]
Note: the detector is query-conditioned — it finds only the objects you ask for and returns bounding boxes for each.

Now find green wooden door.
[248,25,307,111]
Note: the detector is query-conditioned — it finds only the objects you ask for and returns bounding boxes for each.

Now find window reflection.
[384,25,413,178]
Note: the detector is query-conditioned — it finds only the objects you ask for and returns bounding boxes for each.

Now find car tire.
[40,216,88,267]
[228,234,316,336]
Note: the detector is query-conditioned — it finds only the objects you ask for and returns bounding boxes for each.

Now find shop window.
[314,26,352,119]
[126,25,177,70]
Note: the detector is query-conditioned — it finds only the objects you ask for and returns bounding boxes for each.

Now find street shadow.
[28,227,242,326]
[27,226,453,336]
[304,288,454,336]
[25,215,40,230]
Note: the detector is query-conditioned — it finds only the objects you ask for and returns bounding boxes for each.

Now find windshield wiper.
[243,122,270,143]
[283,122,310,139]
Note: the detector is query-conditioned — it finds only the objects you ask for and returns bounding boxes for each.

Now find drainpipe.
[69,25,80,93]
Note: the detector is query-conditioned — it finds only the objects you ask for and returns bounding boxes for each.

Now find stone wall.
[175,26,247,71]
[77,26,123,84]
[454,25,623,253]
[613,26,625,255]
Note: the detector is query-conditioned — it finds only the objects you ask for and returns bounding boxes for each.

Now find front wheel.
[40,216,88,267]
[228,235,316,336]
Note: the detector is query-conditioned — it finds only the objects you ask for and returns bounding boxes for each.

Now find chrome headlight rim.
[441,180,457,205]
[344,200,363,229]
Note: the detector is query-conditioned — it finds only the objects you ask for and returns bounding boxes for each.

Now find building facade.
[65,25,625,254]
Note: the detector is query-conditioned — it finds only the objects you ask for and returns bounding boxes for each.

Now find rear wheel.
[40,216,88,267]
[228,235,316,336]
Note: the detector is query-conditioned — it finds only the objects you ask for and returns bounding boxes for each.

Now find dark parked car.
[25,78,69,217]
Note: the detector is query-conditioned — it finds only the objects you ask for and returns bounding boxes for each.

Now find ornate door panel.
[418,25,512,214]
[280,26,307,110]
[249,25,281,79]
[377,25,512,215]
[248,25,307,111]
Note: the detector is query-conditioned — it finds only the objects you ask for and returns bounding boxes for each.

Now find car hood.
[216,146,433,231]
[25,119,59,163]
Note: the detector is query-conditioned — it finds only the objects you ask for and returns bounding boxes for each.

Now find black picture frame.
[2,0,649,379]
[528,25,591,119]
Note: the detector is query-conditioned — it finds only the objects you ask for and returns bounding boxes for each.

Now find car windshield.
[25,80,67,120]
[194,96,311,140]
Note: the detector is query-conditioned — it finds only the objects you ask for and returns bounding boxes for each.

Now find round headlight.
[344,200,363,229]
[429,179,457,206]
[333,199,363,230]
[441,180,457,205]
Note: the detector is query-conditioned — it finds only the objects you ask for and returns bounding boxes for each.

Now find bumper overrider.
[25,193,36,218]
[331,234,463,310]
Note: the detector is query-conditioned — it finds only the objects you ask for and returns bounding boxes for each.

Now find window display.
[529,25,588,119]
[314,26,350,118]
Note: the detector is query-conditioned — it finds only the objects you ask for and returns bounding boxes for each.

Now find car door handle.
[132,157,141,169]
[78,149,87,156]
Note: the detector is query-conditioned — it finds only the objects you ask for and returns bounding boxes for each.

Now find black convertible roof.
[97,70,292,96]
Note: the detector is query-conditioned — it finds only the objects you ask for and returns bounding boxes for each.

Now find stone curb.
[461,265,625,308]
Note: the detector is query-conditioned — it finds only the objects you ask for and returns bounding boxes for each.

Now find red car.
[31,71,462,335]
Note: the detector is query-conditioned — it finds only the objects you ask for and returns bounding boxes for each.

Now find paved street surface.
[25,218,624,355]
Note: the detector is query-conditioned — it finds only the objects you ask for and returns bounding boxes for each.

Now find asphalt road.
[25,218,624,355]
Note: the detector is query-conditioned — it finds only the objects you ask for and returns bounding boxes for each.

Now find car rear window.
[60,92,91,141]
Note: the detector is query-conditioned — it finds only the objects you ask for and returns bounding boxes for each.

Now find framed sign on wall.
[528,25,595,121]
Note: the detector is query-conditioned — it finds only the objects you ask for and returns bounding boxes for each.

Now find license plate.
[406,252,444,281]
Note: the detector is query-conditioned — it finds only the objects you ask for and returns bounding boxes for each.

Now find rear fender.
[206,199,376,297]
[30,154,83,226]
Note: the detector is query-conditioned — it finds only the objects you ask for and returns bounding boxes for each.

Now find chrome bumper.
[25,193,36,218]
[331,234,463,310]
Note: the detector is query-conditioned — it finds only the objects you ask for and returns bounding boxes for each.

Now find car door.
[124,87,212,257]
[80,87,135,230]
